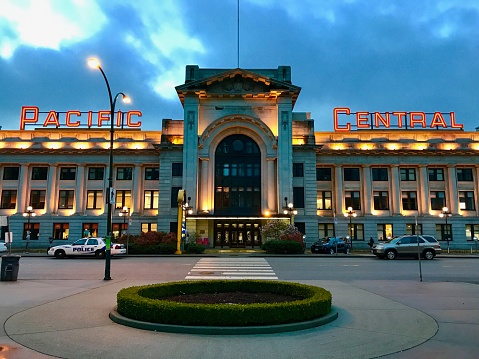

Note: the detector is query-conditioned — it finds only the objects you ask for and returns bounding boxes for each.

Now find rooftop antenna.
[237,0,240,68]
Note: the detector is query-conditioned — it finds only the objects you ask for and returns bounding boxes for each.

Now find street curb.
[109,306,339,335]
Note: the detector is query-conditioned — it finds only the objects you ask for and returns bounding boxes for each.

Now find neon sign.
[333,107,463,132]
[20,106,142,130]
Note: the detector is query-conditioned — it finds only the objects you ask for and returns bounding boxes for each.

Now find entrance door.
[214,220,262,248]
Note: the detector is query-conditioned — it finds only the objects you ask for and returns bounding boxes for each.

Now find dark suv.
[372,235,441,260]
[311,237,350,254]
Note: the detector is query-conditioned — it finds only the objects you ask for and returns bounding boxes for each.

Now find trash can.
[1,255,21,281]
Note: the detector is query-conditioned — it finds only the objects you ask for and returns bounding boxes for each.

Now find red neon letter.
[66,111,81,127]
[43,111,60,127]
[87,111,93,127]
[356,112,369,129]
[374,112,390,128]
[429,112,447,128]
[409,112,426,128]
[449,112,463,129]
[115,111,123,127]
[20,106,39,130]
[333,107,351,132]
[392,112,406,128]
[97,110,110,127]
[126,110,142,127]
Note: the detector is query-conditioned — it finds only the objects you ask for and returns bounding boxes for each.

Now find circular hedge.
[116,280,332,327]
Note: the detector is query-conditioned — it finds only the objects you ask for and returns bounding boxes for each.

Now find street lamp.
[439,206,452,253]
[344,206,357,251]
[283,197,297,225]
[88,57,130,280]
[119,206,130,254]
[23,206,36,253]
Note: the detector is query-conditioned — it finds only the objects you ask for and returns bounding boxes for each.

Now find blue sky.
[1,0,478,131]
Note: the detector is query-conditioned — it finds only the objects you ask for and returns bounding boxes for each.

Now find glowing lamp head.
[122,95,131,104]
[87,57,101,69]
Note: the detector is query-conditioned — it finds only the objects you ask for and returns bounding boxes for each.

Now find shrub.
[116,231,177,254]
[260,220,289,241]
[117,280,332,326]
[184,242,205,254]
[261,240,304,254]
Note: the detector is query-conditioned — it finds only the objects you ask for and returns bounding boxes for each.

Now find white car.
[47,237,126,259]
[0,242,7,253]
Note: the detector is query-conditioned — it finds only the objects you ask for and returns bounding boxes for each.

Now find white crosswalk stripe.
[185,258,278,280]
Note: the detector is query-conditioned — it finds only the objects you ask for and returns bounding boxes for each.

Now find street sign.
[108,188,116,204]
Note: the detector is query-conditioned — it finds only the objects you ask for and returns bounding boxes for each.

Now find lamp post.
[183,197,193,247]
[88,57,130,280]
[23,206,36,253]
[283,197,297,225]
[344,206,357,251]
[439,206,452,253]
[119,206,130,254]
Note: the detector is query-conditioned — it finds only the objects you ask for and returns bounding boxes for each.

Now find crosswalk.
[185,258,278,280]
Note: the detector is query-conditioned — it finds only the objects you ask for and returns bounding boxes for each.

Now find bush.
[117,280,332,326]
[184,242,206,254]
[261,240,304,254]
[116,231,177,254]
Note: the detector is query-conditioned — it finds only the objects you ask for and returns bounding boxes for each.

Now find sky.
[0,0,479,132]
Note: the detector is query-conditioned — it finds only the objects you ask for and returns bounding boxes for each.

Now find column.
[200,158,209,212]
[334,165,343,215]
[75,164,85,214]
[418,165,429,215]
[17,164,29,214]
[132,165,142,214]
[447,165,458,214]
[266,157,276,212]
[46,165,57,214]
[390,165,401,214]
[362,165,372,215]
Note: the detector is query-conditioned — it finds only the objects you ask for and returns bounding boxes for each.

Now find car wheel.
[329,248,335,255]
[54,249,66,259]
[385,249,396,260]
[423,249,435,260]
[95,250,106,259]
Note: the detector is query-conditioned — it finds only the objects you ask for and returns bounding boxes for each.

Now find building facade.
[1,65,479,250]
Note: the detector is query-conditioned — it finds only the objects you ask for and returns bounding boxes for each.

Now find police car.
[47,237,126,259]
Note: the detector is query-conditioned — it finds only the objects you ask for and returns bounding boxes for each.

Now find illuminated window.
[82,223,99,237]
[3,167,19,180]
[115,190,131,209]
[53,223,69,240]
[58,190,74,209]
[459,191,475,210]
[23,223,40,240]
[317,191,332,210]
[465,224,479,241]
[1,190,16,209]
[144,190,159,209]
[141,223,157,233]
[376,224,393,241]
[318,223,335,238]
[406,223,422,235]
[87,190,103,209]
[436,224,452,241]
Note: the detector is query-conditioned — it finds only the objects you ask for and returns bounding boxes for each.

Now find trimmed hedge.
[184,242,206,254]
[117,280,332,326]
[261,240,304,254]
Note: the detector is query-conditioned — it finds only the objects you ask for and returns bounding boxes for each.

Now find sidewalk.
[1,277,478,358]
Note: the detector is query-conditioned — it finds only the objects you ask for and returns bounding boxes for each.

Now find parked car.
[47,237,126,259]
[0,242,7,252]
[372,234,441,260]
[311,237,350,254]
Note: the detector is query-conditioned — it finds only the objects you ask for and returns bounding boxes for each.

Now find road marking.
[185,258,278,280]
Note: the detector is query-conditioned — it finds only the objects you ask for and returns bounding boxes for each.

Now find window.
[402,191,417,210]
[145,167,159,180]
[144,190,159,209]
[317,191,332,210]
[316,167,332,181]
[172,163,183,177]
[171,187,181,208]
[30,190,46,209]
[293,163,304,177]
[60,167,76,180]
[345,191,361,210]
[428,168,444,181]
[53,223,69,240]
[1,190,17,209]
[23,223,40,240]
[318,223,335,238]
[141,223,158,233]
[293,187,305,208]
[3,167,19,180]
[465,224,479,241]
[83,223,99,237]
[349,224,364,241]
[376,224,393,241]
[436,224,452,241]
[295,222,305,235]
[457,168,473,182]
[88,167,104,180]
[87,190,103,209]
[400,168,416,181]
[430,191,446,210]
[344,168,360,181]
[115,190,131,209]
[373,191,389,210]
[117,167,133,180]
[372,168,388,181]
[406,223,422,235]
[58,190,74,209]
[459,191,475,210]
[31,167,48,180]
